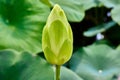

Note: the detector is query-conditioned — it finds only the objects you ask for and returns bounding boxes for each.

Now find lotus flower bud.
[42,4,73,65]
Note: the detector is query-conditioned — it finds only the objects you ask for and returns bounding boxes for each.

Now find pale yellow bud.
[42,4,73,65]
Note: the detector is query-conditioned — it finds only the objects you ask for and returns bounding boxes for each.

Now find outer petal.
[44,47,57,64]
[42,25,51,50]
[57,39,73,65]
[48,20,68,55]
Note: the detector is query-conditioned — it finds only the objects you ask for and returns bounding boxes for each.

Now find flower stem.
[56,65,61,80]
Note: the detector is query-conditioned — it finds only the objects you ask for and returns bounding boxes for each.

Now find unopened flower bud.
[42,4,73,65]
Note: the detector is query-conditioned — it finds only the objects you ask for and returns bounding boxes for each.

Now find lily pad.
[40,0,104,22]
[0,49,54,80]
[61,66,83,80]
[79,0,102,10]
[70,44,120,80]
[116,45,120,52]
[83,21,116,37]
[0,0,50,53]
[111,6,120,25]
[40,0,52,7]
[47,0,85,22]
[99,0,120,8]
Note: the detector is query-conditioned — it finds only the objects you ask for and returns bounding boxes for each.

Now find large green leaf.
[40,0,104,22]
[116,45,120,52]
[111,6,120,25]
[47,0,85,22]
[83,21,116,37]
[70,44,120,80]
[78,0,102,10]
[61,66,83,80]
[0,0,50,53]
[0,50,54,80]
[99,0,120,8]
[40,0,52,7]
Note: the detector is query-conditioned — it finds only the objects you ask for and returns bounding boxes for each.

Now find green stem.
[56,65,61,80]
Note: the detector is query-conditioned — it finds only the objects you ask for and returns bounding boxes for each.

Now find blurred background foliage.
[0,0,120,80]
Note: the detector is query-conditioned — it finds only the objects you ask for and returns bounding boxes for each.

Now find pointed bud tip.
[54,4,61,9]
[47,4,67,25]
[52,4,63,13]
